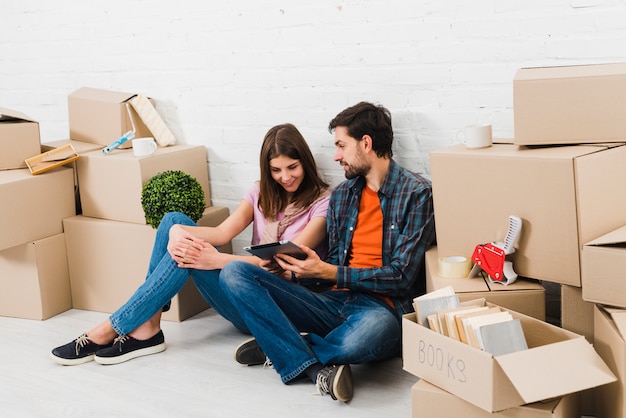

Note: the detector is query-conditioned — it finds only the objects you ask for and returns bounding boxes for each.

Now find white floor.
[0,308,417,418]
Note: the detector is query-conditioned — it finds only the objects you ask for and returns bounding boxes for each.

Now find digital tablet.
[244,240,307,260]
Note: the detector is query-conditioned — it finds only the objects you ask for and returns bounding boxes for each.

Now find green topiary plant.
[141,170,206,229]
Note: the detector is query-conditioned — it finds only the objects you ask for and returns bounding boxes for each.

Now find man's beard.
[344,162,369,179]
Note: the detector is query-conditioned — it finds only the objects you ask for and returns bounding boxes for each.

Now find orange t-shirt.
[344,186,394,309]
[348,185,383,268]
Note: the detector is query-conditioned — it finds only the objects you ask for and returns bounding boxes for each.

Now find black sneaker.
[50,333,113,366]
[315,364,353,402]
[94,330,166,365]
[234,337,268,366]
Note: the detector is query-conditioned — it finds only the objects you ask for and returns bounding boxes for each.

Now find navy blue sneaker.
[316,364,353,402]
[234,337,268,366]
[94,330,166,365]
[50,333,113,366]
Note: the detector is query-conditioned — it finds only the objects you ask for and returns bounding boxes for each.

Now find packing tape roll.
[438,255,472,279]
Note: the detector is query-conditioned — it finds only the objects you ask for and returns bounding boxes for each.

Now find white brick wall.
[3,0,626,252]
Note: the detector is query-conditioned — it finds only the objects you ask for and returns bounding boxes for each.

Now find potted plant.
[141,170,206,228]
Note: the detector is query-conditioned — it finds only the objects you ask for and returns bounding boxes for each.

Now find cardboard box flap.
[494,337,616,404]
[432,143,609,160]
[70,87,137,104]
[516,62,626,81]
[586,224,626,246]
[606,308,626,340]
[0,107,36,123]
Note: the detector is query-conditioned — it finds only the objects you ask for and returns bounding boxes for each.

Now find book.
[435,300,485,337]
[413,285,455,302]
[427,313,441,333]
[413,286,457,326]
[476,318,528,356]
[463,311,513,349]
[442,305,490,341]
[415,294,460,328]
[454,306,502,344]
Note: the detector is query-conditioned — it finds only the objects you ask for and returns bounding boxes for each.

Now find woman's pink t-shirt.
[243,182,329,258]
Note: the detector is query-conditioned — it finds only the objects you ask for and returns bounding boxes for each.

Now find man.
[220,101,436,402]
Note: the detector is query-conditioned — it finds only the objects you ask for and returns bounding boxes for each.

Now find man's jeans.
[220,260,402,383]
[109,212,248,336]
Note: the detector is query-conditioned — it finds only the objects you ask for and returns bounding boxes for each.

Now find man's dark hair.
[328,101,393,159]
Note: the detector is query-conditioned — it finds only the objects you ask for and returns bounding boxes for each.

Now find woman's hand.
[259,258,289,279]
[168,224,206,267]
[176,242,227,270]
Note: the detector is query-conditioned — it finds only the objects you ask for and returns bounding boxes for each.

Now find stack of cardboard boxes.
[60,87,232,322]
[1,87,232,323]
[0,108,75,320]
[404,62,626,417]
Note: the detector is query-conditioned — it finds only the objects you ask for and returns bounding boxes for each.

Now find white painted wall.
[3,0,626,251]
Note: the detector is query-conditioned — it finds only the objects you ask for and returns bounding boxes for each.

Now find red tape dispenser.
[469,215,522,285]
[471,243,505,282]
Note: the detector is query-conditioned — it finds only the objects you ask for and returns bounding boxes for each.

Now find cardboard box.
[41,139,111,214]
[411,379,580,418]
[0,234,72,320]
[514,62,626,145]
[425,247,545,320]
[593,305,626,418]
[402,306,616,412]
[561,284,594,343]
[0,167,76,251]
[76,144,210,224]
[430,143,626,286]
[63,207,231,322]
[0,107,41,170]
[561,285,596,417]
[68,87,154,147]
[582,225,626,308]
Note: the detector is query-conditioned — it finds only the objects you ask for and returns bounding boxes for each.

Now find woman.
[51,123,330,366]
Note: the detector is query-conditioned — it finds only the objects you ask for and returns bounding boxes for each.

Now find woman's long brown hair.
[258,123,329,219]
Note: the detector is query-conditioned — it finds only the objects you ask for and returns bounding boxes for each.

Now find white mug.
[457,124,493,149]
[132,137,157,157]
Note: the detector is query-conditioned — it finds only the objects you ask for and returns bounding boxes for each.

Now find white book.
[415,294,460,328]
[463,311,513,349]
[476,318,528,356]
[444,306,489,341]
[413,285,457,327]
[413,285,455,305]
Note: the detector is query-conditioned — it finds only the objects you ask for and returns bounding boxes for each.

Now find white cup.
[457,124,493,149]
[132,137,157,157]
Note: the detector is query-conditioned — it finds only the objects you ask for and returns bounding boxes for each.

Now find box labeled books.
[402,302,616,412]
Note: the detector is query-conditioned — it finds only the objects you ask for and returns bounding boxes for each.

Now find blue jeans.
[220,261,402,383]
[109,212,249,336]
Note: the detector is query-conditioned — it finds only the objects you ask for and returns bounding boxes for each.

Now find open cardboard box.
[0,107,41,170]
[582,225,626,308]
[514,62,626,145]
[68,87,155,147]
[402,303,616,412]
